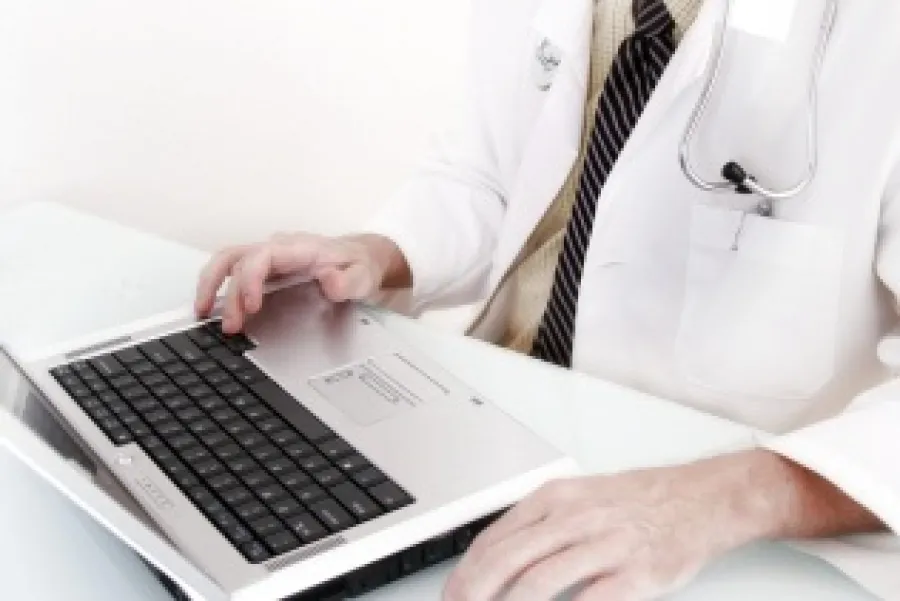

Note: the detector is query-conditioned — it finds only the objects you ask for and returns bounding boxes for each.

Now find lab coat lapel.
[487,0,593,293]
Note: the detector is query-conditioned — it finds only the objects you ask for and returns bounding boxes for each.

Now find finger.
[195,246,249,316]
[317,264,376,302]
[237,246,273,314]
[222,259,249,333]
[575,573,647,601]
[505,540,627,601]
[446,511,589,601]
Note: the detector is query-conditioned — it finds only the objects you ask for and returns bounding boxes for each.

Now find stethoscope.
[678,0,839,218]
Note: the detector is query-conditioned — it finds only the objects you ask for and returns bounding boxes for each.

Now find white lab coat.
[365,0,900,597]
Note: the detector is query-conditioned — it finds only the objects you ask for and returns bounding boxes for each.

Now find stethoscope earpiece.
[722,161,754,195]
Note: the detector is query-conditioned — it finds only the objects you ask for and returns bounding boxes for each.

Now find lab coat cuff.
[758,414,900,535]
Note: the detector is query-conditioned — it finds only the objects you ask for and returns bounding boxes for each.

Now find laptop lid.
[0,344,225,601]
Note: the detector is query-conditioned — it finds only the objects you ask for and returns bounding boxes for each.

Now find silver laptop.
[0,281,577,600]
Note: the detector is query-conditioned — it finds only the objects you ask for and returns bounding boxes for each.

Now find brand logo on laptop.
[135,475,174,510]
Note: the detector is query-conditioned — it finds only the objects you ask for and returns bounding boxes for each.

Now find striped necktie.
[531,0,677,367]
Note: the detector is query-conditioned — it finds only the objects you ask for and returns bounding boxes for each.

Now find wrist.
[341,233,412,290]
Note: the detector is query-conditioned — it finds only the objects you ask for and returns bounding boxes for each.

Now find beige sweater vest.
[488,0,704,353]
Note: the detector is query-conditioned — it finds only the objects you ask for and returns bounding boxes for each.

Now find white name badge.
[728,0,798,43]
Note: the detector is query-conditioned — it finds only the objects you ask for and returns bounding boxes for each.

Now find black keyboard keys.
[332,482,382,521]
[310,498,355,532]
[50,323,414,565]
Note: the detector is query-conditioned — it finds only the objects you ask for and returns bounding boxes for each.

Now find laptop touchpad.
[309,353,446,427]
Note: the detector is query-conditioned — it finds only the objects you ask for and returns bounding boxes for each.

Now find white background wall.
[0,0,472,251]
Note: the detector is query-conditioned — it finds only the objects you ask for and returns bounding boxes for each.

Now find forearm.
[689,449,885,554]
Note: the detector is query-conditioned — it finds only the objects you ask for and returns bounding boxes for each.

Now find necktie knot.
[633,0,675,39]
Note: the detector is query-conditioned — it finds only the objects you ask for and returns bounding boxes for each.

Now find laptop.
[0,278,577,600]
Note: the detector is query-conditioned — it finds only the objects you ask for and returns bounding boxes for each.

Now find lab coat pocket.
[676,204,844,401]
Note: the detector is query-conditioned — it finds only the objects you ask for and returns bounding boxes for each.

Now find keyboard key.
[208,473,239,492]
[229,394,256,410]
[318,438,353,460]
[50,365,73,378]
[240,404,271,421]
[251,380,333,442]
[145,409,173,425]
[241,471,272,489]
[79,397,103,412]
[278,471,311,491]
[233,369,263,385]
[114,348,144,365]
[110,374,138,389]
[108,400,131,416]
[193,360,217,375]
[250,445,280,464]
[250,515,282,538]
[210,508,240,531]
[286,513,327,544]
[284,441,314,460]
[186,384,214,399]
[98,417,124,434]
[222,487,253,508]
[211,407,239,423]
[87,380,109,393]
[187,486,221,512]
[236,502,269,523]
[331,482,382,521]
[174,373,202,389]
[217,382,243,398]
[194,459,225,479]
[152,384,180,399]
[89,406,113,421]
[240,541,270,563]
[264,457,294,476]
[298,454,328,473]
[265,531,300,555]
[139,341,177,365]
[181,446,212,464]
[235,432,266,449]
[187,419,217,435]
[56,374,85,392]
[226,524,254,546]
[175,407,204,424]
[200,430,230,448]
[79,368,100,382]
[295,484,326,506]
[257,417,286,434]
[257,483,288,503]
[162,395,192,412]
[71,361,91,374]
[122,386,150,402]
[309,498,355,532]
[198,395,227,412]
[223,419,254,437]
[129,361,156,376]
[131,397,160,413]
[271,497,303,519]
[223,333,255,354]
[336,454,371,473]
[155,420,185,437]
[209,348,250,372]
[214,443,243,461]
[90,355,125,378]
[69,385,92,399]
[227,455,258,474]
[313,468,345,488]
[203,370,232,387]
[352,468,386,489]
[168,433,197,451]
[174,471,199,489]
[162,333,205,363]
[269,429,300,447]
[140,372,168,388]
[369,482,412,511]
[108,427,134,445]
[187,328,219,349]
[163,362,190,378]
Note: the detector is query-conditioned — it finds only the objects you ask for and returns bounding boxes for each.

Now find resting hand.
[195,232,405,333]
[443,455,771,601]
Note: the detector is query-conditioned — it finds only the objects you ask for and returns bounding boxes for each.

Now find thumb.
[316,263,378,302]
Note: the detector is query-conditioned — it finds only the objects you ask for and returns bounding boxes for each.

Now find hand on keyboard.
[195,232,408,333]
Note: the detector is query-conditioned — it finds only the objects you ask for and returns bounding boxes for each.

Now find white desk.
[0,202,875,601]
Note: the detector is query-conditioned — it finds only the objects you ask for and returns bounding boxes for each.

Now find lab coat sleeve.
[758,161,900,600]
[361,2,511,315]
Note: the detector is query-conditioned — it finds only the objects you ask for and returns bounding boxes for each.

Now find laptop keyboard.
[50,321,413,564]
